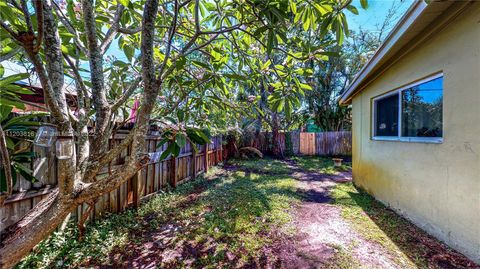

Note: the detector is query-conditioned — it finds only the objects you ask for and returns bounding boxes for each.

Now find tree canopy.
[0,0,366,266]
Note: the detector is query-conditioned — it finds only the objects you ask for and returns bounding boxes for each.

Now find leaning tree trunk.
[0,159,146,268]
[0,0,160,267]
[0,190,76,269]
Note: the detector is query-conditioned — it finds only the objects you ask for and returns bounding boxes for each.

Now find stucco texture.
[351,3,480,263]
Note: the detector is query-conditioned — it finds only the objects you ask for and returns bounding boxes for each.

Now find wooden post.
[219,136,223,162]
[214,138,218,164]
[192,146,197,179]
[132,172,140,208]
[203,144,209,173]
[170,156,177,188]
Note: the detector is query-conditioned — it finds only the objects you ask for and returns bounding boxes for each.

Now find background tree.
[302,0,405,131]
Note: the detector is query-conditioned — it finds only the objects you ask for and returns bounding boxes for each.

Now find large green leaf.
[360,0,368,9]
[0,73,29,87]
[175,133,186,148]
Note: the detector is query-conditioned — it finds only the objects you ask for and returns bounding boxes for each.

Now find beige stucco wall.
[351,3,480,263]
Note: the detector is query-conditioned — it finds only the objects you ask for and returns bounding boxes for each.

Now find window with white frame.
[372,74,443,142]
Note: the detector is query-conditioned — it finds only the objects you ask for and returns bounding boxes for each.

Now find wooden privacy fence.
[314,131,352,156]
[299,132,316,155]
[0,131,223,232]
[251,131,351,156]
[252,132,286,154]
[300,131,352,156]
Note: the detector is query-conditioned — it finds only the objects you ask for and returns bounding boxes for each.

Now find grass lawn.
[17,159,302,268]
[16,157,477,269]
[330,180,477,269]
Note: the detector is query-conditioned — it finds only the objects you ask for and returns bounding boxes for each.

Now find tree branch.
[83,0,161,183]
[33,0,44,53]
[52,1,88,55]
[158,0,179,78]
[63,53,89,109]
[118,26,142,34]
[78,157,148,202]
[42,0,71,125]
[0,19,20,41]
[99,4,125,54]
[111,77,141,111]
[20,0,34,34]
[194,0,200,33]
[0,125,13,206]
[82,0,112,159]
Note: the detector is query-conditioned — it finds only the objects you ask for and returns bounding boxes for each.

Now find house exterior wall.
[351,3,480,263]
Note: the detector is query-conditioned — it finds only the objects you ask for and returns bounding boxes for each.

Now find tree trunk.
[0,189,76,269]
[271,113,282,158]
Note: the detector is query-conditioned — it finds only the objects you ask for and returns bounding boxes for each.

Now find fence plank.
[204,144,208,173]
[299,132,316,155]
[1,134,227,233]
[132,172,140,208]
[246,131,352,157]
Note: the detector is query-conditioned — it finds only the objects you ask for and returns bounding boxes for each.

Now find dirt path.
[279,161,479,269]
[79,159,478,269]
[274,161,403,269]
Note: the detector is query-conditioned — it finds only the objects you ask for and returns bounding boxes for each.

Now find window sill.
[371,136,443,144]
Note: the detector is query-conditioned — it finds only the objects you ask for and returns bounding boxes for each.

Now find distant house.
[339,1,479,263]
[1,61,77,114]
[11,83,77,114]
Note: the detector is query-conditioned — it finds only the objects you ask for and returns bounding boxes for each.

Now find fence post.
[170,156,177,188]
[192,146,197,179]
[219,136,223,162]
[204,143,209,173]
[214,138,218,164]
[132,172,140,208]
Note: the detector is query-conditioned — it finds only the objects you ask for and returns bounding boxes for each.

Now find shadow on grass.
[16,157,350,269]
[95,165,303,268]
[332,183,479,269]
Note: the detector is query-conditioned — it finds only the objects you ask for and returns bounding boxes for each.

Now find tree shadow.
[97,164,304,268]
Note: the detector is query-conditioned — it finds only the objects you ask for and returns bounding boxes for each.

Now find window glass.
[375,93,399,136]
[401,77,443,137]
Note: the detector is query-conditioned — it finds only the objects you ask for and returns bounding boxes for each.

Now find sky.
[347,0,414,36]
[3,0,415,82]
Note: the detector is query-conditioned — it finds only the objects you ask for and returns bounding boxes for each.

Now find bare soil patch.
[274,159,479,269]
[75,158,479,269]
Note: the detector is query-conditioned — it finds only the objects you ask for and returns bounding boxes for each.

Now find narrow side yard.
[17,158,478,269]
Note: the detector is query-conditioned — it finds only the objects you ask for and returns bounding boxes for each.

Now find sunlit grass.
[229,157,292,174]
[325,243,362,269]
[17,161,301,268]
[330,182,431,268]
[292,156,351,174]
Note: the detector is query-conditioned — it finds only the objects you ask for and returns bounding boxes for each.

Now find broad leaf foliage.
[0,0,366,266]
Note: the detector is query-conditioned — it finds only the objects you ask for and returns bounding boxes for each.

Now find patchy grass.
[17,163,301,268]
[17,157,476,269]
[330,182,478,269]
[292,156,351,174]
[228,157,293,174]
[331,182,429,267]
[325,243,362,269]
[16,205,141,268]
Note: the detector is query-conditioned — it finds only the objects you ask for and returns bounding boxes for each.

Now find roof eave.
[339,0,428,105]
